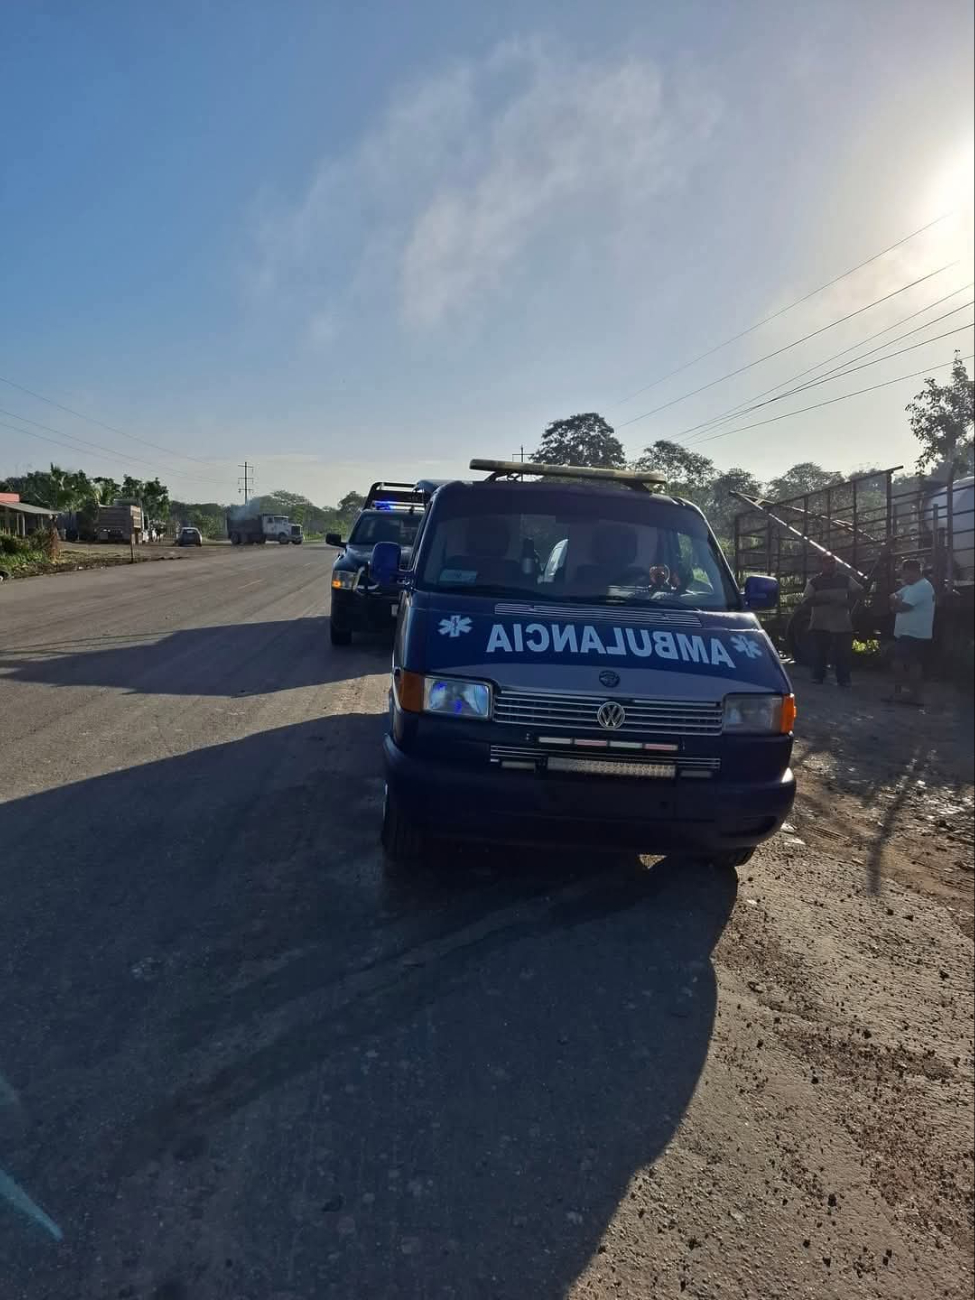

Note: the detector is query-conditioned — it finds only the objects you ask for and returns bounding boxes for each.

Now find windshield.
[349,511,423,547]
[417,489,738,609]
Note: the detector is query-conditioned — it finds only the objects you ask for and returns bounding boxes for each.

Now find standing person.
[887,559,936,706]
[801,552,863,687]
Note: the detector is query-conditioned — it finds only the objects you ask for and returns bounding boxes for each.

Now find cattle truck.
[96,503,144,543]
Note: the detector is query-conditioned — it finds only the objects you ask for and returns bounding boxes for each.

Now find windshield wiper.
[561,591,727,610]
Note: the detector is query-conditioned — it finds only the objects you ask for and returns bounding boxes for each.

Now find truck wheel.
[381,787,425,864]
[278,533,289,544]
[329,621,352,647]
[231,532,240,545]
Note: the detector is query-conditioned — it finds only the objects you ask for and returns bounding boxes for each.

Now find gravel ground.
[0,551,971,1299]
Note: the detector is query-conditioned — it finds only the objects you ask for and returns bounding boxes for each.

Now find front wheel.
[329,621,352,647]
[706,848,754,870]
[278,533,290,544]
[381,787,425,865]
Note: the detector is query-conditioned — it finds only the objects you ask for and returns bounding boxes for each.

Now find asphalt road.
[1,548,971,1299]
[0,547,733,1299]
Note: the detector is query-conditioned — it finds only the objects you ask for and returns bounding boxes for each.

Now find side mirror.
[743,575,779,611]
[370,541,402,585]
[325,533,344,548]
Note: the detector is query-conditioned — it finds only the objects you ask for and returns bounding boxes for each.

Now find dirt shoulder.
[789,667,974,921]
[577,671,973,1299]
[0,539,230,581]
[697,670,973,1299]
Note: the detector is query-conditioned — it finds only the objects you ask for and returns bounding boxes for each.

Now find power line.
[681,309,974,444]
[0,373,229,467]
[671,281,974,443]
[774,312,973,400]
[616,262,957,432]
[238,462,254,503]
[689,353,974,448]
[0,411,233,490]
[613,212,952,405]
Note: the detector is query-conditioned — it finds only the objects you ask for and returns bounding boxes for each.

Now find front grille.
[489,745,720,776]
[493,690,723,737]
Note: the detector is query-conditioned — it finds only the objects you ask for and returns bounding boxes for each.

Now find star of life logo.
[730,634,763,659]
[438,615,472,638]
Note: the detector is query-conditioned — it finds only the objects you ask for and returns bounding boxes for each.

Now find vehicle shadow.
[0,617,389,695]
[0,713,736,1300]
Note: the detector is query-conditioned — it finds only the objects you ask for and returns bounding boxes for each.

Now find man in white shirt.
[887,559,936,706]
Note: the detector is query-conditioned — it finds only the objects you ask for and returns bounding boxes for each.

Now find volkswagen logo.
[598,669,620,689]
[596,700,626,730]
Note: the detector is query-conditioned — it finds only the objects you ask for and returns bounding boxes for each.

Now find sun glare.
[928,137,975,215]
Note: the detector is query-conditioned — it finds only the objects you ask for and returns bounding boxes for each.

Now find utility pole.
[238,462,253,503]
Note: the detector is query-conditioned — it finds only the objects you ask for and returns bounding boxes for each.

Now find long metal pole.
[729,490,870,581]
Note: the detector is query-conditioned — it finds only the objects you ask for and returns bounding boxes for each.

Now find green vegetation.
[0,464,171,540]
[906,352,974,477]
[533,412,626,469]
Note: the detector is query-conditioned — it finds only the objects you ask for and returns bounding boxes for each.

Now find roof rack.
[469,459,666,493]
[364,481,426,509]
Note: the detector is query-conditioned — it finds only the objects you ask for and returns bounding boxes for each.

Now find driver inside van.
[572,523,646,591]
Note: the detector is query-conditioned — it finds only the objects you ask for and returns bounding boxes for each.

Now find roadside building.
[0,493,58,537]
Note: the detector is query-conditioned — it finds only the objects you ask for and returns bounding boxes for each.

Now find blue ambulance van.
[370,459,796,868]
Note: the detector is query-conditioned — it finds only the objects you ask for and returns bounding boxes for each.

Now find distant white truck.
[226,511,303,545]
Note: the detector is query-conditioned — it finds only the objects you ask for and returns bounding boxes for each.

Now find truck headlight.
[723,693,796,735]
[331,569,357,590]
[423,676,492,720]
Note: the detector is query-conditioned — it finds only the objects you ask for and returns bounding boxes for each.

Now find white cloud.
[253,42,719,336]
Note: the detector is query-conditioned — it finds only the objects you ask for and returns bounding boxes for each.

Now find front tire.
[329,621,353,646]
[706,848,754,870]
[381,787,425,864]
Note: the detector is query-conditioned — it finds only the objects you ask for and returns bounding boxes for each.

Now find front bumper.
[384,736,796,853]
[331,586,400,632]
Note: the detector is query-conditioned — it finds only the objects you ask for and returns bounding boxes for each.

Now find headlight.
[331,569,357,590]
[422,675,492,720]
[723,693,795,734]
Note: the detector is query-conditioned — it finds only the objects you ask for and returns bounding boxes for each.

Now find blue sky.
[1,0,973,505]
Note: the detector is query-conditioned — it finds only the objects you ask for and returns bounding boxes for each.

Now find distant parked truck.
[96,503,144,543]
[226,511,303,545]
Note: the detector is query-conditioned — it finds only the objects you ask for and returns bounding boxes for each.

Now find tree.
[766,462,842,502]
[906,352,974,478]
[12,463,94,511]
[706,467,764,543]
[170,500,227,539]
[336,491,366,526]
[140,477,171,523]
[534,413,625,469]
[631,439,716,506]
[632,440,716,490]
[93,476,121,503]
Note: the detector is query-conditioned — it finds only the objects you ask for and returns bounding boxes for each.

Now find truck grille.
[492,690,723,737]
